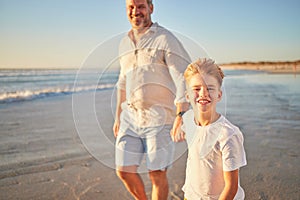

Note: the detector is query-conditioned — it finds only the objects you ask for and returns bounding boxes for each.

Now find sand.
[1,74,300,199]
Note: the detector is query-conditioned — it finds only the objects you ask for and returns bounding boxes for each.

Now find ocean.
[1,69,299,107]
[0,69,118,104]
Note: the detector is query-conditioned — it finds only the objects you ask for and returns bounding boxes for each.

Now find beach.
[0,70,300,199]
[221,60,300,74]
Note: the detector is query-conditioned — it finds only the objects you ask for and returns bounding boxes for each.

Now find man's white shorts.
[115,124,174,171]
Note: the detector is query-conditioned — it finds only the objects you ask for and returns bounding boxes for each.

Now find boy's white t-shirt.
[182,109,247,200]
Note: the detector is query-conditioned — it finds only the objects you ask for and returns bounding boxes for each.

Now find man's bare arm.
[113,88,126,137]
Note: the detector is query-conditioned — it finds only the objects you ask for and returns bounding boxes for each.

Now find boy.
[178,58,247,199]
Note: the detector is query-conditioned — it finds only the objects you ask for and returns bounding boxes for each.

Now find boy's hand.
[170,116,185,142]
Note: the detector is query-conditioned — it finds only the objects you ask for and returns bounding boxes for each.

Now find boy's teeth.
[198,100,209,104]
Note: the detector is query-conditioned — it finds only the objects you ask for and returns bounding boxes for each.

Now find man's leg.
[116,165,147,200]
[149,170,168,200]
[144,125,173,200]
[116,128,146,199]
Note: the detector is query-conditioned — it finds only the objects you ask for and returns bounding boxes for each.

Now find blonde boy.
[179,58,247,199]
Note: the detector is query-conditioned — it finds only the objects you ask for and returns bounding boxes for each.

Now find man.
[113,0,190,199]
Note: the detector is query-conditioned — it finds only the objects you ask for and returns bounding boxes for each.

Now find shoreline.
[220,60,300,74]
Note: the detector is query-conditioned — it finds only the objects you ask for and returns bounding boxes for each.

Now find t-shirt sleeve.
[221,132,247,172]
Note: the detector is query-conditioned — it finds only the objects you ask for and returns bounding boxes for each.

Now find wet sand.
[0,73,299,199]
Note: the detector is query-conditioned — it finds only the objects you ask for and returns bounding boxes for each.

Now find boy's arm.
[218,169,239,200]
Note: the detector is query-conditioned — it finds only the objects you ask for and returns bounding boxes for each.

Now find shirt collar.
[127,22,158,39]
[148,22,158,33]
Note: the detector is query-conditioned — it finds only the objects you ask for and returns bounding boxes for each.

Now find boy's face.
[186,73,222,114]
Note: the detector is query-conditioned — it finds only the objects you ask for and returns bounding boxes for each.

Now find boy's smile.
[198,98,211,106]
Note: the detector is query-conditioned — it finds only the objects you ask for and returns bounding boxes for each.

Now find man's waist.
[121,102,175,127]
[126,100,174,111]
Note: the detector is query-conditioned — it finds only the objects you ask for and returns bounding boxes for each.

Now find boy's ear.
[185,91,190,102]
[217,90,222,101]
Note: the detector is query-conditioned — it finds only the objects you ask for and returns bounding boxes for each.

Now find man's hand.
[113,119,120,138]
[170,116,185,142]
[113,89,125,138]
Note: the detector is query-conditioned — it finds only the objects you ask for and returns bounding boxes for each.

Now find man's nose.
[132,7,140,15]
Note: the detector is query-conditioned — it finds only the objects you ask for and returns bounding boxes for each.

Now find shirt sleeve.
[164,35,191,104]
[220,132,247,172]
[117,60,126,91]
[117,39,127,91]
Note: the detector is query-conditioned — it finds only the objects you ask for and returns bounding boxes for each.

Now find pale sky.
[1,0,299,69]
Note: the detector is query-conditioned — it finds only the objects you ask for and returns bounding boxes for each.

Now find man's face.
[126,0,153,30]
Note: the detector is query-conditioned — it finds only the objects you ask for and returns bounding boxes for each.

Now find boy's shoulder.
[182,109,194,119]
[182,109,195,128]
[220,117,242,136]
[181,110,197,142]
[218,116,244,146]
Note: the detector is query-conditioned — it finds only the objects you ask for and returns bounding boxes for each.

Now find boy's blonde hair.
[184,58,225,87]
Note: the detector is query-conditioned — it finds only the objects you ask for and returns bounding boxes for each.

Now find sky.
[0,0,300,69]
